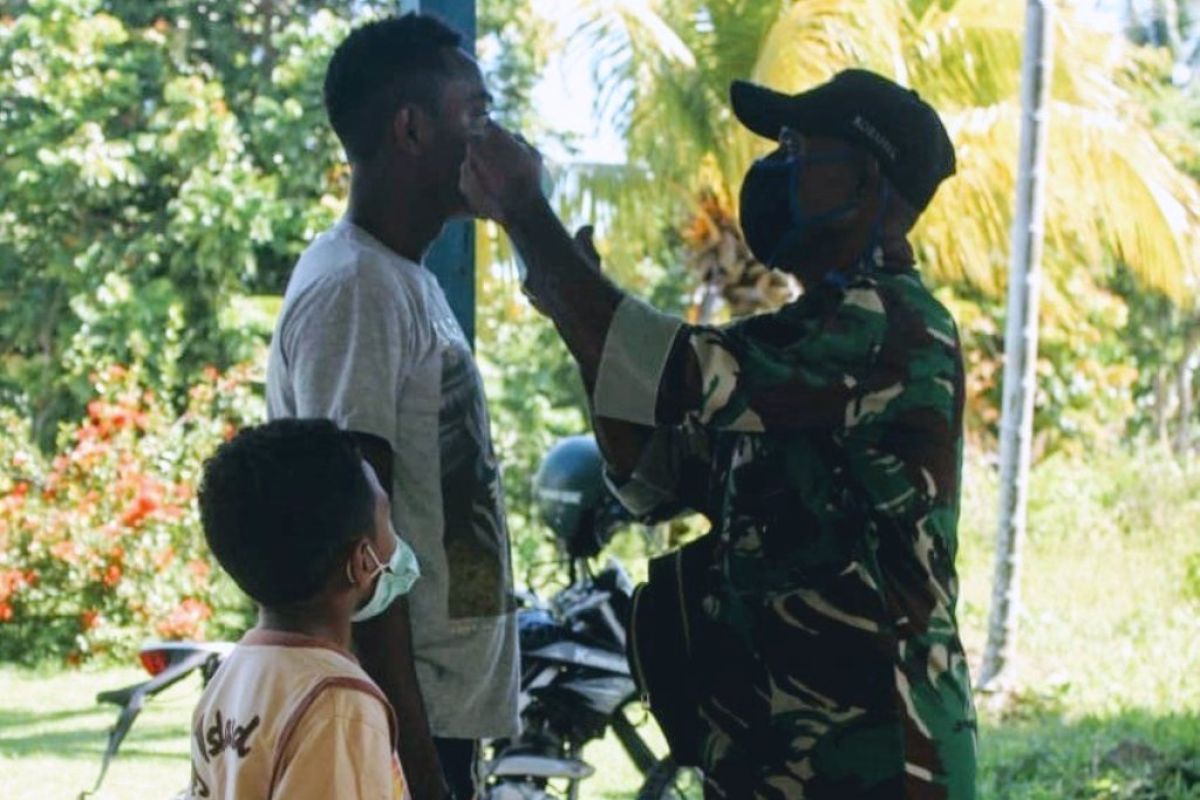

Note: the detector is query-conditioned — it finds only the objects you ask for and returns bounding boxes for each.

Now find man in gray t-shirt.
[265,15,518,800]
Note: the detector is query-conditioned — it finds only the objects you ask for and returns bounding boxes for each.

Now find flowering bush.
[0,364,262,664]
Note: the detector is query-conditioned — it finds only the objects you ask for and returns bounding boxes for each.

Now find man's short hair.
[323,13,463,163]
[199,419,375,607]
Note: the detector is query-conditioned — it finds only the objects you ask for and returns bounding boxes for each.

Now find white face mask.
[349,532,420,623]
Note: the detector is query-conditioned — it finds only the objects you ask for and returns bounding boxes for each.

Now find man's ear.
[345,538,374,587]
[391,104,432,156]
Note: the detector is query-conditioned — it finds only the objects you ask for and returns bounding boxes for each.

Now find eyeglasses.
[778,126,862,165]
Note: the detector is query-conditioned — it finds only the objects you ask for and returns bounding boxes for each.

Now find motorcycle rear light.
[140,650,170,676]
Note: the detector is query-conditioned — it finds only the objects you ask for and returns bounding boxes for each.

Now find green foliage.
[0,1,426,441]
[0,2,272,442]
[0,0,580,660]
[0,0,564,449]
[0,364,261,664]
[939,281,1141,452]
[1183,552,1200,605]
[977,712,1200,800]
[955,447,1200,718]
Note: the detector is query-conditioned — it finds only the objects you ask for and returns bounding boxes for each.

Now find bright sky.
[527,0,627,165]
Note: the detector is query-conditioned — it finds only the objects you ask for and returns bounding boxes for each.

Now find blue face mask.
[349,532,420,623]
[738,147,862,271]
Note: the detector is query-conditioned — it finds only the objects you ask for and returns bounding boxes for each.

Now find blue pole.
[420,0,477,348]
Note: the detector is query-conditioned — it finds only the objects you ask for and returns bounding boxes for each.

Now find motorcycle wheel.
[634,756,704,800]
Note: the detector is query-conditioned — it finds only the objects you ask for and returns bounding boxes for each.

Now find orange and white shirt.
[186,629,410,800]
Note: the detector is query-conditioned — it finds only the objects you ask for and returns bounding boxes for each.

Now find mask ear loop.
[865,179,892,269]
[345,543,387,585]
[752,152,806,270]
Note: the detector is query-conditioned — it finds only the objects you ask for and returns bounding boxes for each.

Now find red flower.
[0,569,28,601]
[102,563,123,588]
[80,610,100,630]
[120,493,160,527]
[0,602,13,623]
[155,597,212,639]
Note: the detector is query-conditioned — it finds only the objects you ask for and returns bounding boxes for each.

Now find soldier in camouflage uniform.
[460,69,976,798]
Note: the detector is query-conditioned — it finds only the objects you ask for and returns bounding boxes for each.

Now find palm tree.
[558,0,1200,312]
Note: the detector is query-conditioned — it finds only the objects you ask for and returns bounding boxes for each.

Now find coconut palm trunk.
[978,0,1055,691]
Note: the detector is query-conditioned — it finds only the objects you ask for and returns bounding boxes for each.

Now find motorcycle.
[79,640,234,800]
[479,557,698,800]
[83,435,701,800]
[478,434,699,800]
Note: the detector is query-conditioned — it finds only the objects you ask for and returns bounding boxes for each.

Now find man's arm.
[568,227,706,518]
[354,433,447,800]
[565,226,658,476]
[463,126,704,428]
[462,123,889,434]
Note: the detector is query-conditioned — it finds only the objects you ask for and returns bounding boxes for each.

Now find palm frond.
[541,0,1200,311]
[918,100,1200,303]
[754,0,912,89]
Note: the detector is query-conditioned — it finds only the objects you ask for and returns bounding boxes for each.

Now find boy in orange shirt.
[188,418,420,799]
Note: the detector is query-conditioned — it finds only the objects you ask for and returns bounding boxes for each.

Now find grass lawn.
[1,450,1199,799]
[0,665,657,800]
[0,665,194,800]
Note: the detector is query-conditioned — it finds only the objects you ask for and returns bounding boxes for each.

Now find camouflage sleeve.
[591,288,890,432]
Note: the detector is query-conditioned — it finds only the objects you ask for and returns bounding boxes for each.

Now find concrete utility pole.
[978,0,1056,691]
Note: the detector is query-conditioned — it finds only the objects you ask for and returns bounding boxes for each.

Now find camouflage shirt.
[594,267,977,799]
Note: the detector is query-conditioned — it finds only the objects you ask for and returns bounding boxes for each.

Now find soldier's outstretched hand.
[461,121,544,225]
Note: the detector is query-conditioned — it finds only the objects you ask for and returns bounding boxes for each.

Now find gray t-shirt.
[266,219,520,739]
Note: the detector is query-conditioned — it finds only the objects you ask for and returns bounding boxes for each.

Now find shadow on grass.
[979,708,1200,800]
[0,724,188,762]
[0,707,100,728]
[0,705,187,762]
[0,720,189,761]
